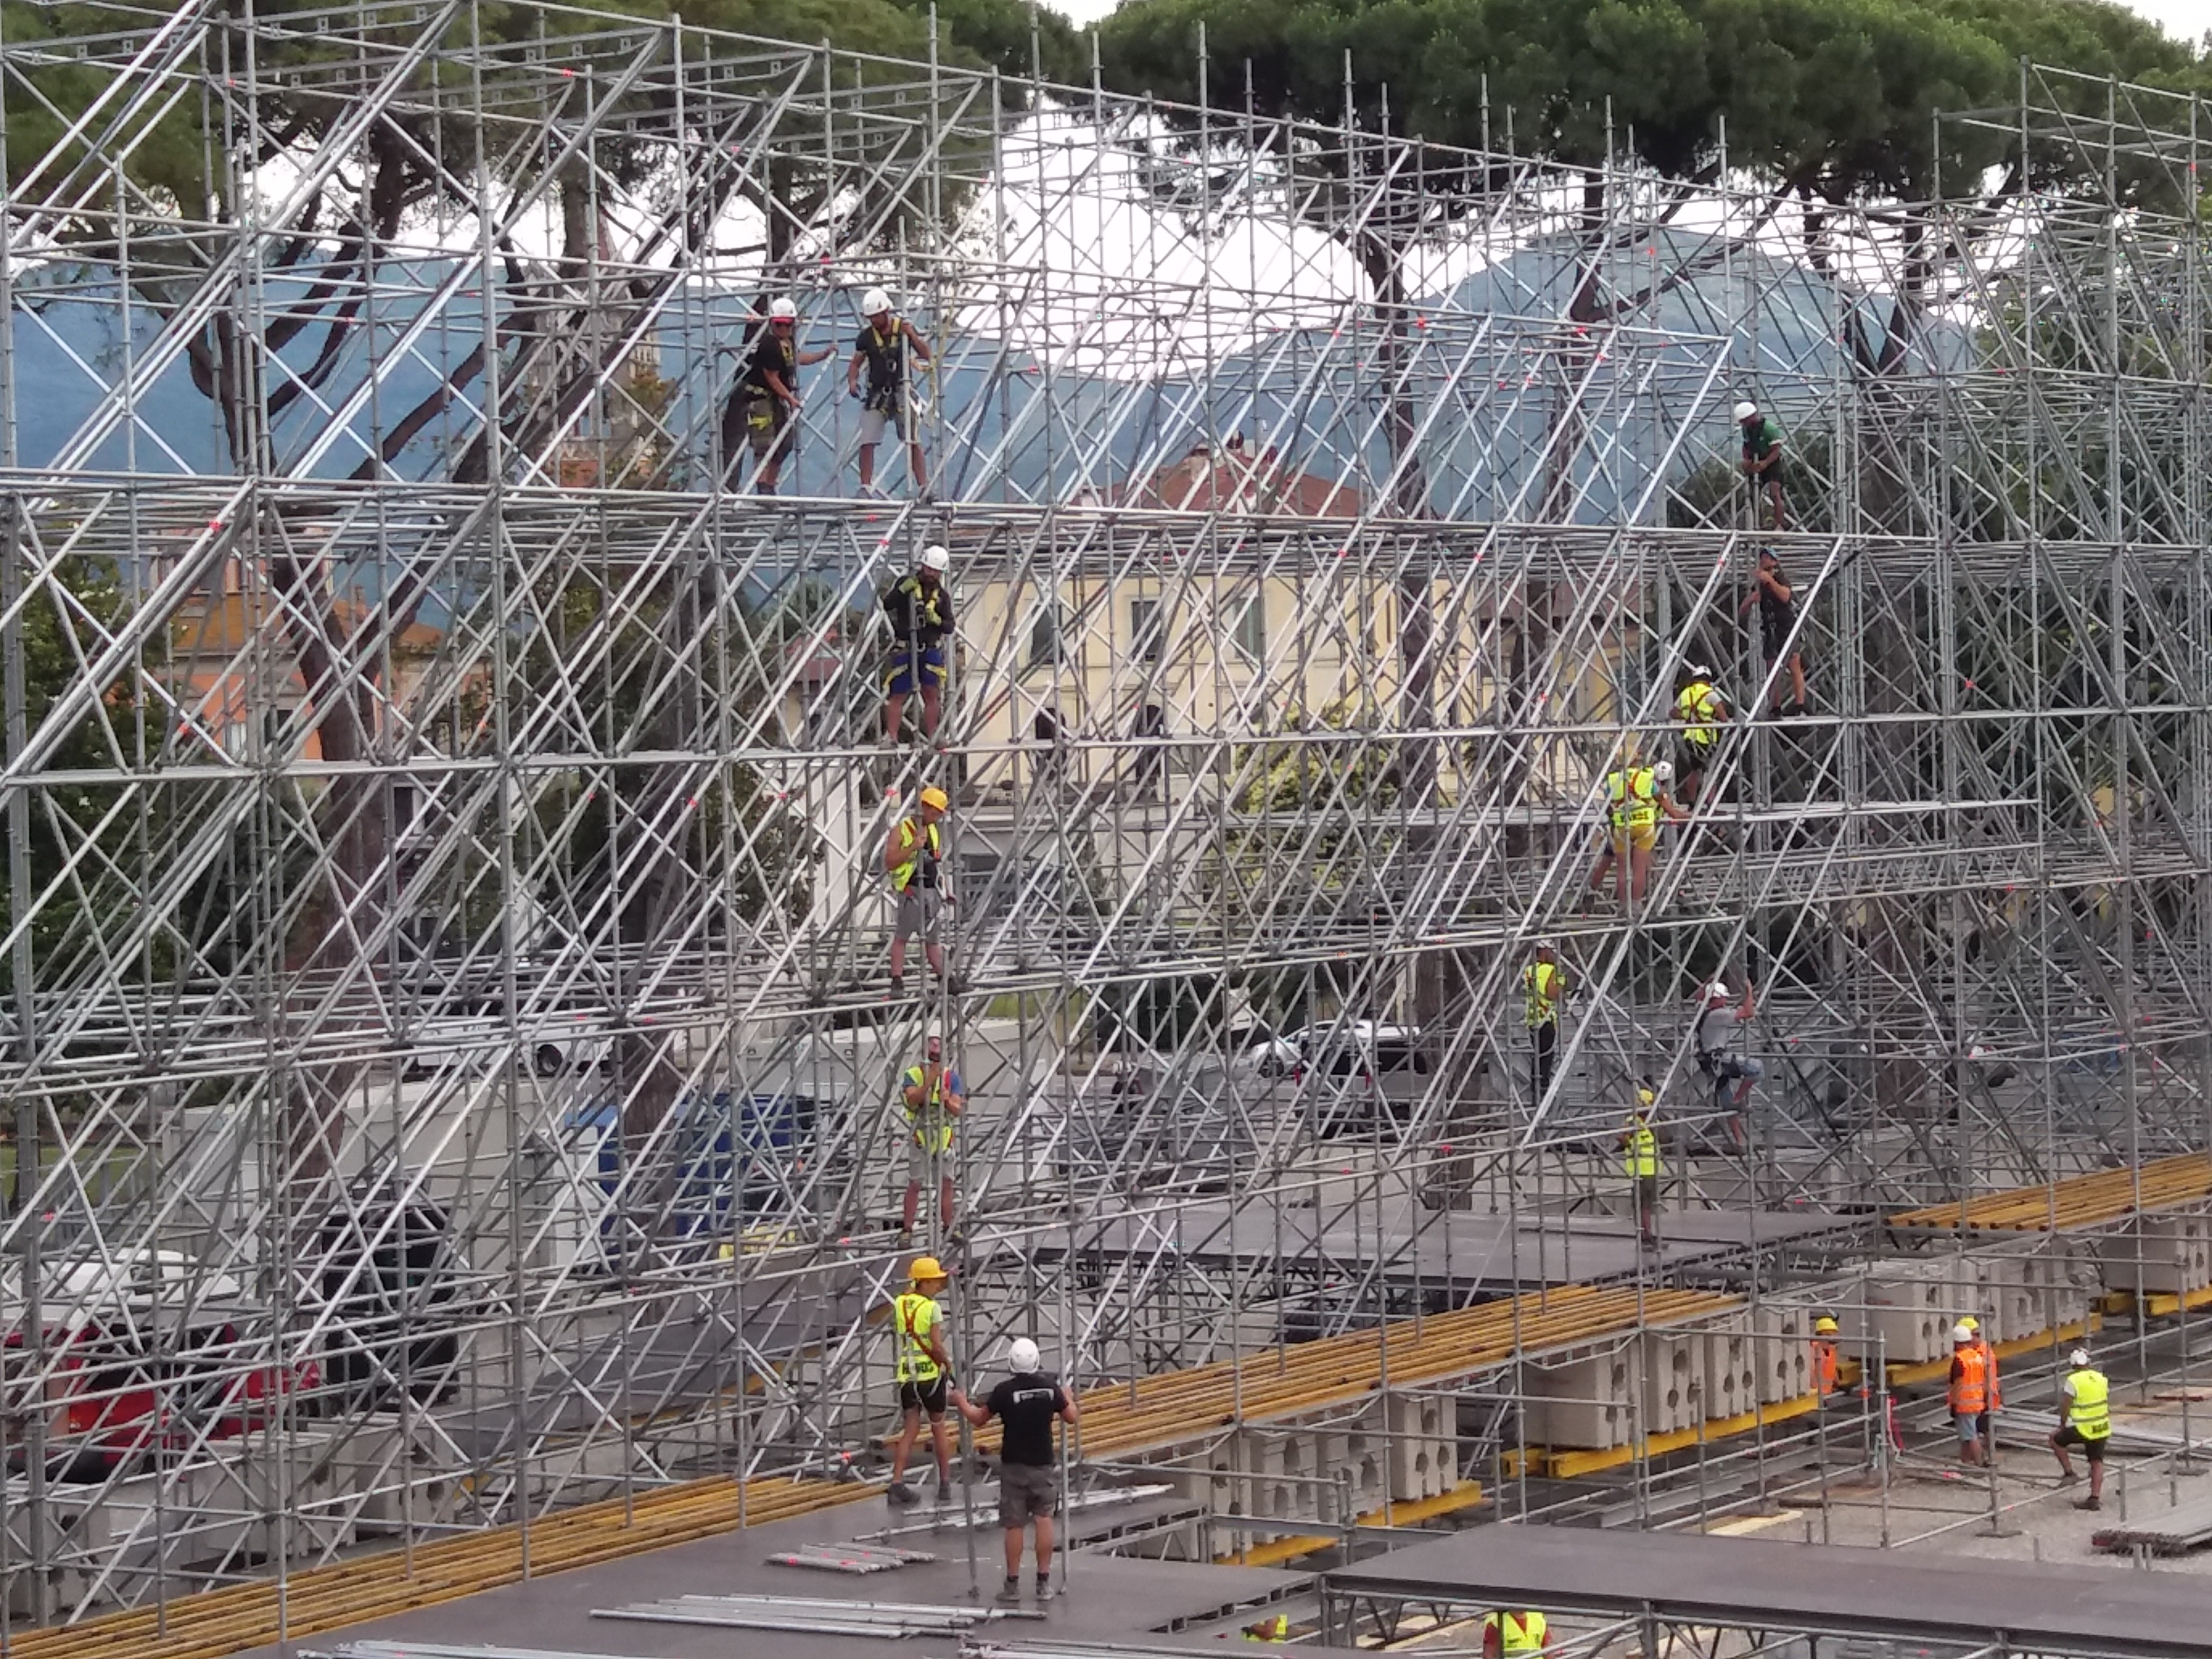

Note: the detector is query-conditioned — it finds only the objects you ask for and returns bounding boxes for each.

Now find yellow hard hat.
[1813,1315,1839,1334]
[919,785,949,811]
[910,1255,949,1283]
[1959,1315,1978,1331]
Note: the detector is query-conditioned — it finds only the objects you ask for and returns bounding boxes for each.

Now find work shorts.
[907,1130,952,1181]
[1605,821,1658,856]
[886,645,947,697]
[2054,1424,2108,1460]
[998,1460,1060,1525]
[1634,1174,1661,1216]
[1676,736,1718,777]
[895,885,941,943]
[899,1376,948,1417]
[1954,1410,1990,1444]
[860,396,909,445]
[745,394,794,462]
[1761,613,1799,662]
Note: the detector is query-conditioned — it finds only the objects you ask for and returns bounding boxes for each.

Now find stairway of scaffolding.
[1,1,2211,1630]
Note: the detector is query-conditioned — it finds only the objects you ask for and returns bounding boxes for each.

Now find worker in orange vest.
[1810,1315,1841,1398]
[1963,1314,2000,1460]
[1946,1320,1993,1467]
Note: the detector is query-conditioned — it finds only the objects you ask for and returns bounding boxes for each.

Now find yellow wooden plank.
[1219,1482,1488,1568]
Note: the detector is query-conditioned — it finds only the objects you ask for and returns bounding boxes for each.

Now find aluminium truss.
[0,0,2209,1625]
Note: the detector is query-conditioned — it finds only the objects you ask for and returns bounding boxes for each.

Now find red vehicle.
[3,1252,319,1483]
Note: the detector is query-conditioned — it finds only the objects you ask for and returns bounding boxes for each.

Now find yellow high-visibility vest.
[1523,962,1561,1027]
[1623,1117,1658,1177]
[894,1291,943,1382]
[903,1064,955,1153]
[1487,1612,1547,1654]
[2068,1368,2111,1439]
[890,818,940,892]
[1675,681,1722,747]
[1606,769,1658,832]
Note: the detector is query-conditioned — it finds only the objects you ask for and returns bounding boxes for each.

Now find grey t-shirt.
[1697,1006,1742,1055]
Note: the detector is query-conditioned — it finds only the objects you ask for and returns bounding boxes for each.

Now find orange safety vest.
[1810,1338,1838,1395]
[1949,1344,1988,1414]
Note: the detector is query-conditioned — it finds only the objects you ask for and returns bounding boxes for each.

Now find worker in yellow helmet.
[886,785,955,995]
[2051,1346,2110,1511]
[886,1256,955,1505]
[1521,942,1570,1105]
[899,1032,965,1246]
[1810,1315,1841,1398]
[1620,1079,1660,1248]
[1482,1610,1552,1658]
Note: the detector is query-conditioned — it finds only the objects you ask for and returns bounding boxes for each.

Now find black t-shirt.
[1758,558,1795,630]
[989,1372,1067,1467]
[743,332,796,398]
[856,319,907,401]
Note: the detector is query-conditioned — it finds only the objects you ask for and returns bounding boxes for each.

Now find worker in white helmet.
[733,295,832,495]
[950,1336,1077,1602]
[1734,399,1788,531]
[1694,977,1763,1143]
[846,287,934,499]
[1588,758,1688,908]
[884,543,956,742]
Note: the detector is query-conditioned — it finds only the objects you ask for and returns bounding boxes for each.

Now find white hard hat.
[1008,1336,1042,1372]
[1651,760,1674,783]
[1706,980,1731,1001]
[2071,1347,2091,1368]
[863,287,893,316]
[919,544,951,572]
[766,296,798,321]
[1732,400,1757,422]
[1687,663,1713,678]
[1952,1322,1975,1344]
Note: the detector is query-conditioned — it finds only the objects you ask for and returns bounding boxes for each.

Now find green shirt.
[1741,416,1783,459]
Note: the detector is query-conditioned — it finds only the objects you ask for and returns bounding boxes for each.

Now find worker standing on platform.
[1694,979,1764,1142]
[1588,760,1688,907]
[950,1336,1078,1603]
[886,1256,956,1505]
[1811,1315,1842,1398]
[2051,1347,2110,1510]
[883,544,955,743]
[1948,1322,1992,1467]
[732,296,834,495]
[1740,548,1809,716]
[1672,664,1729,804]
[886,785,954,995]
[848,289,933,499]
[899,1033,965,1246]
[1620,1080,1660,1248]
[1964,1315,2001,1462]
[1522,943,1569,1105]
[1481,1610,1553,1658]
[1735,400,1789,531]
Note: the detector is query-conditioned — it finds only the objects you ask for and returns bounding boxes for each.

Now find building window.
[1027,603,1061,674]
[1130,597,1164,662]
[1234,593,1265,662]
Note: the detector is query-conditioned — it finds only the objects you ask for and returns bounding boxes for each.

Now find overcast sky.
[1053,0,2211,50]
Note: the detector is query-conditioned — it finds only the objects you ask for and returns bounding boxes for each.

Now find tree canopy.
[1095,0,2196,201]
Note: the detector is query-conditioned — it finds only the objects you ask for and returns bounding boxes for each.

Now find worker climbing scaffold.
[1588,760,1688,908]
[899,1031,965,1246]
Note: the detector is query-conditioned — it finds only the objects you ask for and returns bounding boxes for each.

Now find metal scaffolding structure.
[3,0,2212,1629]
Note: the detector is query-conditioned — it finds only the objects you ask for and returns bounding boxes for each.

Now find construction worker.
[886,785,954,994]
[1693,979,1763,1141]
[1963,1313,2001,1460]
[886,1256,955,1505]
[1481,1610,1551,1658]
[883,544,955,743]
[1521,943,1569,1105]
[847,288,933,499]
[1672,664,1728,804]
[1811,1315,1841,1398]
[1739,548,1809,715]
[1948,1322,1992,1467]
[1620,1080,1660,1247]
[1735,399,1788,530]
[951,1338,1078,1603]
[1243,1615,1291,1642]
[731,295,834,495]
[899,1033,965,1245]
[1587,760,1688,907]
[2051,1346,2110,1511]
